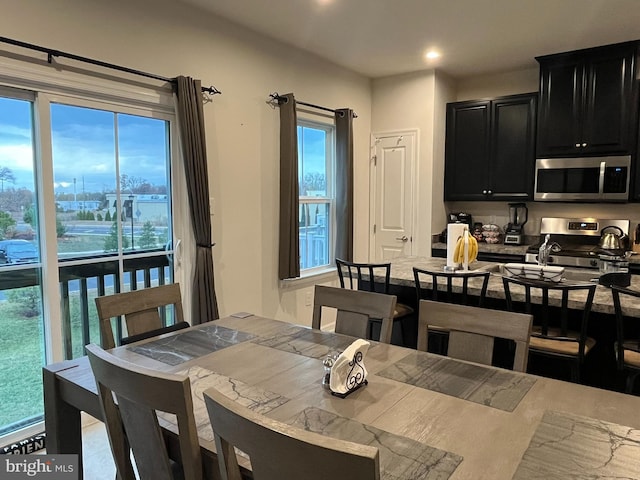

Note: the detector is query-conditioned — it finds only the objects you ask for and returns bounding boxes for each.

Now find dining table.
[43,314,640,479]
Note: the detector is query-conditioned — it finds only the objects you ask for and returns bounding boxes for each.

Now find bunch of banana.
[452,230,479,264]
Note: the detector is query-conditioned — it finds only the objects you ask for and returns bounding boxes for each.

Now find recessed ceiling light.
[425,51,440,60]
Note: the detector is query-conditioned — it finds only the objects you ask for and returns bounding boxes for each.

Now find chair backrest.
[85,343,202,480]
[610,284,640,370]
[502,275,597,360]
[312,285,396,343]
[417,299,533,372]
[336,258,391,293]
[203,386,380,480]
[95,283,186,349]
[413,267,490,307]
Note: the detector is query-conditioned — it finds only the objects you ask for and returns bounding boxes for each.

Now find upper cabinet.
[444,93,537,201]
[536,41,639,157]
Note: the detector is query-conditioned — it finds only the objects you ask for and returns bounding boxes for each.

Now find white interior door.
[371,132,416,261]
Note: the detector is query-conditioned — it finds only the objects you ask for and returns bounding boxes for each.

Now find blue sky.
[1,96,328,196]
[0,97,169,194]
[298,125,327,180]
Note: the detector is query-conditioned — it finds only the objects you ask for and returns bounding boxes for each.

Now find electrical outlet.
[305,291,312,306]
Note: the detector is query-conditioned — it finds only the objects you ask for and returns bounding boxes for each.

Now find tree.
[103,220,130,252]
[0,210,16,239]
[120,174,151,194]
[23,204,37,229]
[56,217,66,238]
[138,221,157,249]
[104,210,112,222]
[6,286,41,317]
[0,167,16,192]
[301,172,326,195]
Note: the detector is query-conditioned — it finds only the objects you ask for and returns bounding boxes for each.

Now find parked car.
[0,240,38,264]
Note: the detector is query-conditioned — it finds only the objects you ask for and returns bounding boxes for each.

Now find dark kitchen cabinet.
[536,41,639,157]
[444,93,537,201]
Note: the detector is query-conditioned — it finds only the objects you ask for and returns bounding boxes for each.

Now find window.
[298,119,334,272]
[0,71,184,441]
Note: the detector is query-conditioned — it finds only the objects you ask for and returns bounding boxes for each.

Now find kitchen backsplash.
[446,201,640,238]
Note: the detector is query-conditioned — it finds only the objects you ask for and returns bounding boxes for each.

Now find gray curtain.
[335,108,354,262]
[175,76,219,323]
[278,93,300,279]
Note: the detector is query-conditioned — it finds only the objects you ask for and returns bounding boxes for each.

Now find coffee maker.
[504,203,528,245]
[448,212,472,228]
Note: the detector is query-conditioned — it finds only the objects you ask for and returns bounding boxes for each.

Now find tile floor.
[81,421,115,480]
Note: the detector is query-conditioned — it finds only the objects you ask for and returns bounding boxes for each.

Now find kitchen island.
[373,256,638,390]
[386,256,640,317]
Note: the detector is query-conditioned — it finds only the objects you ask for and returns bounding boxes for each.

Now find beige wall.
[0,0,373,325]
[456,67,539,101]
[370,70,456,257]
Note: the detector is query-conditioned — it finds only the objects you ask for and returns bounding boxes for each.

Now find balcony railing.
[0,253,173,360]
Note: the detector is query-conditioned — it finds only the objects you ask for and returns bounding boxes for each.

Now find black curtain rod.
[0,36,221,95]
[269,93,357,118]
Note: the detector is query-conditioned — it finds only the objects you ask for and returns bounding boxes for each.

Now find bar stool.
[502,275,597,383]
[335,259,413,345]
[610,284,640,393]
[413,267,491,354]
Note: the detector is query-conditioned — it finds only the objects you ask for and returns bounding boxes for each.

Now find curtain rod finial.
[202,85,221,95]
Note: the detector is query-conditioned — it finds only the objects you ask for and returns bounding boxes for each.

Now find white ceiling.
[179,0,640,79]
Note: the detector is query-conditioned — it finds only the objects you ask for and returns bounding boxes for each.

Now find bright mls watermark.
[0,455,77,479]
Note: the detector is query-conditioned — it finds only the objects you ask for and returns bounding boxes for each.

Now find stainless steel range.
[524,217,630,268]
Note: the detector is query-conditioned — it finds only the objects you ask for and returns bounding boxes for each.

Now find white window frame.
[0,56,191,444]
[297,117,335,277]
[0,58,193,362]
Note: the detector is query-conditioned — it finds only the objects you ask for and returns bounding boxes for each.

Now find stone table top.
[45,316,640,480]
[386,256,640,317]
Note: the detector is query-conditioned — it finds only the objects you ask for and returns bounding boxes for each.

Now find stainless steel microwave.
[534,156,631,202]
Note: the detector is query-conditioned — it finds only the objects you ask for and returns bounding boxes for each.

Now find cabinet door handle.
[482,190,487,194]
[582,143,587,147]
[487,190,492,194]
[575,143,581,147]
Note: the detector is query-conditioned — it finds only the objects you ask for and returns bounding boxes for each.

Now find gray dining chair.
[418,299,533,372]
[95,283,189,349]
[203,386,380,480]
[312,285,397,343]
[85,343,202,480]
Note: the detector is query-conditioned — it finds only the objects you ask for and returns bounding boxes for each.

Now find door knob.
[395,236,408,242]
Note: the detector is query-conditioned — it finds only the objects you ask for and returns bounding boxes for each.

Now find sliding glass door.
[0,93,45,437]
[0,87,179,439]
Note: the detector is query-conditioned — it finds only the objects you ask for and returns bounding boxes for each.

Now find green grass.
[57,235,107,254]
[0,301,46,427]
[0,288,103,428]
[0,234,169,431]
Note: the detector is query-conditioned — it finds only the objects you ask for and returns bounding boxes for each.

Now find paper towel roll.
[447,223,467,267]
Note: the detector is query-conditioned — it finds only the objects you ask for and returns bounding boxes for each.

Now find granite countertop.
[388,256,640,317]
[432,242,531,256]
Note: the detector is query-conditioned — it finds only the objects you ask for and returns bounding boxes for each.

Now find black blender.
[504,203,528,245]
